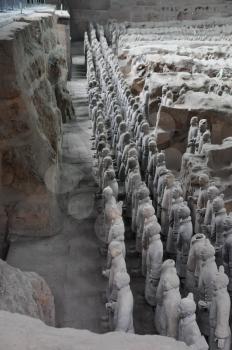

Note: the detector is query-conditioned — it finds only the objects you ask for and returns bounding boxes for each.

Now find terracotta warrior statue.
[195,174,209,234]
[211,195,227,266]
[106,272,134,333]
[176,205,193,280]
[107,204,125,269]
[155,259,181,338]
[141,204,157,277]
[146,140,158,194]
[198,242,217,339]
[187,116,198,154]
[209,266,231,350]
[166,186,184,259]
[145,219,163,306]
[178,293,208,350]
[136,185,152,254]
[161,172,176,241]
[102,240,127,302]
[103,187,117,244]
[185,233,208,295]
[202,185,220,239]
[222,214,232,297]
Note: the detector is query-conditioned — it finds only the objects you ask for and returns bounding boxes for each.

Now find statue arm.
[215,296,231,339]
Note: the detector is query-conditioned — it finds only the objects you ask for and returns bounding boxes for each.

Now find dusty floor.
[7,42,155,335]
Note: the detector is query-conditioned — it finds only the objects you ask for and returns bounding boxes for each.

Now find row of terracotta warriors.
[85,28,231,350]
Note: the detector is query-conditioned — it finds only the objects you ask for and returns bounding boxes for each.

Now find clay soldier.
[198,242,218,339]
[116,121,127,168]
[145,220,163,306]
[202,185,220,239]
[141,204,157,276]
[211,195,227,266]
[155,259,181,338]
[196,119,208,154]
[187,116,198,154]
[102,241,127,301]
[103,187,117,244]
[161,172,176,241]
[185,233,208,295]
[176,205,193,280]
[136,186,152,253]
[101,156,114,191]
[138,122,150,167]
[209,266,231,350]
[125,157,141,216]
[166,186,184,259]
[142,84,150,122]
[222,214,232,297]
[118,140,135,182]
[106,272,134,333]
[153,152,166,199]
[195,174,209,234]
[107,204,125,265]
[141,123,151,177]
[178,293,208,350]
[146,140,158,193]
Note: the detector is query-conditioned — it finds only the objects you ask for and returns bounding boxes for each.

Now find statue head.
[106,169,116,181]
[157,152,166,166]
[144,84,149,91]
[199,119,207,133]
[178,204,191,220]
[178,293,196,319]
[142,122,150,134]
[116,114,123,125]
[115,272,130,290]
[164,172,175,187]
[103,156,113,169]
[138,185,150,200]
[133,103,139,111]
[101,147,110,158]
[213,266,229,291]
[172,185,183,200]
[128,157,138,170]
[119,121,127,133]
[103,186,114,201]
[98,133,106,143]
[207,185,219,201]
[212,195,225,213]
[161,259,175,273]
[200,241,215,262]
[128,148,138,160]
[148,140,157,153]
[97,141,106,153]
[190,116,198,126]
[199,174,209,187]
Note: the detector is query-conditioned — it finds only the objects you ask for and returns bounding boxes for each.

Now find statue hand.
[106,302,113,311]
[216,338,225,349]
